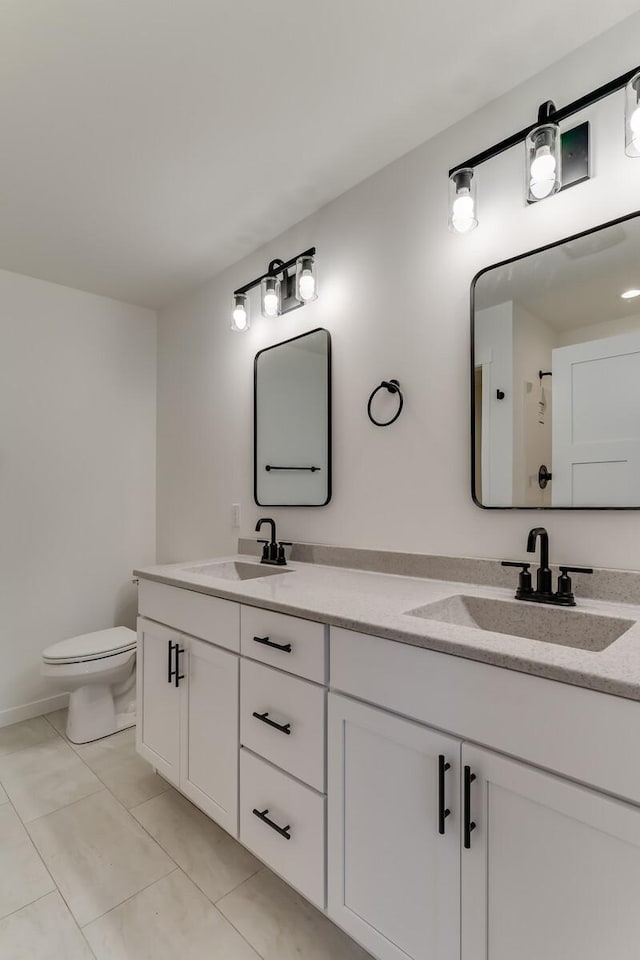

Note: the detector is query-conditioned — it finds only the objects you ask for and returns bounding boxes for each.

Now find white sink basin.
[405,594,633,652]
[182,561,292,581]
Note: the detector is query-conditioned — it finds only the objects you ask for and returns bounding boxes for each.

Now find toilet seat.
[42,626,136,665]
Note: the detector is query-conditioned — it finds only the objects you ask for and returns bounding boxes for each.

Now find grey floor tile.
[0,717,59,758]
[28,790,174,926]
[218,869,373,960]
[132,789,260,903]
[76,727,170,808]
[0,804,55,920]
[0,892,94,959]
[85,869,260,960]
[0,738,102,822]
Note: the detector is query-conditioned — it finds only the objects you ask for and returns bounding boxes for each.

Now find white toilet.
[42,626,137,744]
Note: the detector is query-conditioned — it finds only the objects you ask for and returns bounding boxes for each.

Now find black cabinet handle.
[252,711,291,735]
[464,765,477,849]
[167,640,176,684]
[438,755,451,835]
[252,808,291,839]
[253,635,292,653]
[174,645,185,688]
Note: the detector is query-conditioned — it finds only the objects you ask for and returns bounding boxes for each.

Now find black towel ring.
[367,379,404,427]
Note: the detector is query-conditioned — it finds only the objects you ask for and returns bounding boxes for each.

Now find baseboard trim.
[0,693,69,728]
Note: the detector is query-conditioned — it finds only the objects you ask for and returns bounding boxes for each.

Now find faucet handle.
[501,561,533,599]
[555,566,594,606]
[257,538,270,562]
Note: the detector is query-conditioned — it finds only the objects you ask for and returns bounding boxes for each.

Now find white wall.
[157,14,640,573]
[0,270,156,722]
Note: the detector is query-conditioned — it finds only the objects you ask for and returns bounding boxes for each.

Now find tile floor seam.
[78,867,181,929]
[212,864,264,905]
[211,898,266,960]
[0,792,60,921]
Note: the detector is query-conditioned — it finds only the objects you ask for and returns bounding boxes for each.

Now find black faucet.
[527,527,553,597]
[502,527,593,606]
[255,518,291,566]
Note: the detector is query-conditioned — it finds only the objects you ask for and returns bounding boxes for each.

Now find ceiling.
[475,215,640,330]
[1,1,639,308]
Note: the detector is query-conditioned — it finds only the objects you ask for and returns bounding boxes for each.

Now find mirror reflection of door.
[552,332,640,506]
[472,213,640,508]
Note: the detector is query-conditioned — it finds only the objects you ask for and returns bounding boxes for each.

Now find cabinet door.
[180,636,239,836]
[462,744,640,960]
[136,618,181,786]
[328,693,461,960]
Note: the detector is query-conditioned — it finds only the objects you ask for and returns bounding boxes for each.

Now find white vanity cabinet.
[136,618,182,787]
[137,618,240,834]
[135,574,640,960]
[462,744,640,960]
[328,693,461,960]
[136,579,241,835]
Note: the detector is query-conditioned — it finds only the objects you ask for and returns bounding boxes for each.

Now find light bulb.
[232,305,247,329]
[449,168,478,234]
[231,292,250,332]
[630,106,640,134]
[263,291,279,317]
[530,146,556,182]
[452,191,476,233]
[526,123,560,202]
[621,289,640,300]
[298,271,316,301]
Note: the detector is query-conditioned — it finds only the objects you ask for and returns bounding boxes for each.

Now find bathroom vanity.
[134,550,640,960]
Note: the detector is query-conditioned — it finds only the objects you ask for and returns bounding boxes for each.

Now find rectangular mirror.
[254,328,331,506]
[472,211,640,509]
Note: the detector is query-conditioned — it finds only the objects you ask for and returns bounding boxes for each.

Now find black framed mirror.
[472,211,640,509]
[254,328,331,506]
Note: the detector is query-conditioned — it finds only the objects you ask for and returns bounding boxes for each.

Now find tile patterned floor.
[0,712,372,959]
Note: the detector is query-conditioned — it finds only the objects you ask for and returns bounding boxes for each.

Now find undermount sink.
[182,561,292,581]
[405,594,633,652]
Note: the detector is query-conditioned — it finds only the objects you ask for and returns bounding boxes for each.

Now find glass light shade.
[295,255,318,302]
[526,123,561,201]
[261,275,281,318]
[625,72,640,158]
[449,168,478,234]
[231,292,250,332]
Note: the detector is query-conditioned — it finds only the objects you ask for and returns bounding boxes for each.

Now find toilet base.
[65,665,137,744]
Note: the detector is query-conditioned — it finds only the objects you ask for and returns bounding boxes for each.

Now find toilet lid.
[43,627,136,664]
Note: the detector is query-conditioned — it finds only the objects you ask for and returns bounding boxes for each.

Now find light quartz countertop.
[134,554,640,702]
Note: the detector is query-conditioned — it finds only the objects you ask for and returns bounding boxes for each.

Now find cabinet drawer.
[241,660,325,791]
[240,749,325,909]
[241,606,326,682]
[139,580,239,652]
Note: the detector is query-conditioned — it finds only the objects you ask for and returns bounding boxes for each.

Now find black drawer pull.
[253,635,292,653]
[464,765,477,849]
[174,645,185,688]
[252,807,291,839]
[438,754,451,835]
[167,640,176,684]
[252,711,292,735]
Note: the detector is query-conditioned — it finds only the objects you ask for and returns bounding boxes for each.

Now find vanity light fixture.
[620,288,640,299]
[231,292,250,332]
[231,247,317,331]
[449,63,640,231]
[449,167,478,234]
